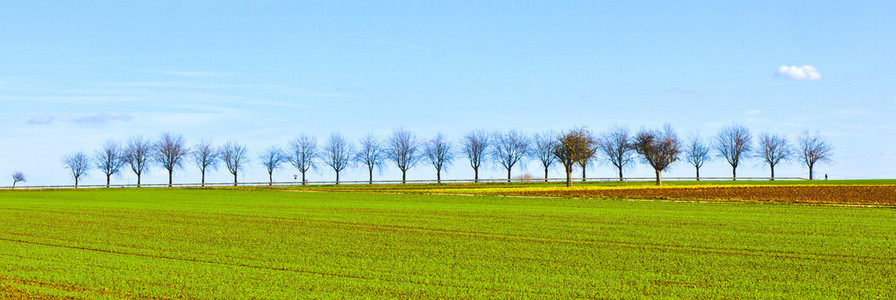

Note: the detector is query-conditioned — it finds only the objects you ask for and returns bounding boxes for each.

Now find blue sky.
[1,1,894,186]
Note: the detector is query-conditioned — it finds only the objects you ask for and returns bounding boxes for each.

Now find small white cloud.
[775,65,821,80]
[27,112,133,125]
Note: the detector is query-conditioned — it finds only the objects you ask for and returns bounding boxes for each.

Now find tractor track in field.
[317,219,896,265]
[0,237,564,298]
[201,212,896,265]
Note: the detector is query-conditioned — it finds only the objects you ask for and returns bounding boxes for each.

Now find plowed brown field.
[502,185,896,205]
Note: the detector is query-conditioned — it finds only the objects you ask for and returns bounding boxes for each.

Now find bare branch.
[798,130,832,180]
[715,124,752,180]
[62,151,90,188]
[598,126,636,181]
[757,133,791,180]
[94,140,126,188]
[154,133,189,187]
[260,146,287,185]
[387,129,421,184]
[125,137,152,187]
[11,172,25,188]
[356,134,385,184]
[462,130,490,183]
[684,133,711,181]
[492,130,530,182]
[219,141,248,186]
[192,140,218,187]
[552,127,596,187]
[323,133,353,184]
[424,133,454,183]
[288,135,317,185]
[532,132,557,182]
[632,124,681,185]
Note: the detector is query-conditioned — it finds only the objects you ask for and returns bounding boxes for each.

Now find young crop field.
[0,183,894,298]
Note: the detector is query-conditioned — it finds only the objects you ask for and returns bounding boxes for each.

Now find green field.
[1,185,894,298]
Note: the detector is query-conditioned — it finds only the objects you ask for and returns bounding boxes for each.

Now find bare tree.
[63,151,90,188]
[94,140,126,188]
[192,140,218,187]
[798,130,832,180]
[757,133,792,180]
[715,124,752,181]
[387,129,421,184]
[220,141,248,186]
[462,130,490,183]
[684,133,711,181]
[154,133,189,187]
[11,172,25,188]
[260,146,287,185]
[425,133,454,183]
[632,125,681,186]
[552,128,597,187]
[288,136,317,185]
[492,130,530,182]
[532,132,557,182]
[576,142,598,182]
[356,134,385,184]
[323,133,353,184]
[125,137,152,187]
[599,126,636,182]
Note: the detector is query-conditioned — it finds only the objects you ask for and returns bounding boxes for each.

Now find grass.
[0,184,894,298]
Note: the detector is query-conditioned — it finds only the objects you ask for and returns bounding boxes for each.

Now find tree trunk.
[437,170,441,184]
[582,167,586,182]
[732,167,737,181]
[808,164,814,180]
[137,173,142,187]
[544,166,549,182]
[565,169,572,187]
[168,169,173,187]
[695,167,700,181]
[369,167,373,185]
[474,168,479,183]
[233,172,238,187]
[770,165,775,181]
[106,175,111,188]
[269,173,273,186]
[618,167,624,182]
[75,177,79,188]
[301,172,306,185]
[402,170,406,184]
[200,171,205,187]
[655,169,662,186]
[335,171,340,185]
[507,168,511,183]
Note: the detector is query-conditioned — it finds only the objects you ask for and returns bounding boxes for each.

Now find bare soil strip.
[499,185,896,205]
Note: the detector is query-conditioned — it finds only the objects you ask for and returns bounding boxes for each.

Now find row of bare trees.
[696,124,833,181]
[59,126,832,188]
[62,134,251,188]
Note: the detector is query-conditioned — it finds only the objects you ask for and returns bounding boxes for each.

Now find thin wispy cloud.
[665,82,778,94]
[138,69,240,77]
[93,81,356,98]
[665,87,697,94]
[27,112,133,125]
[775,65,821,80]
